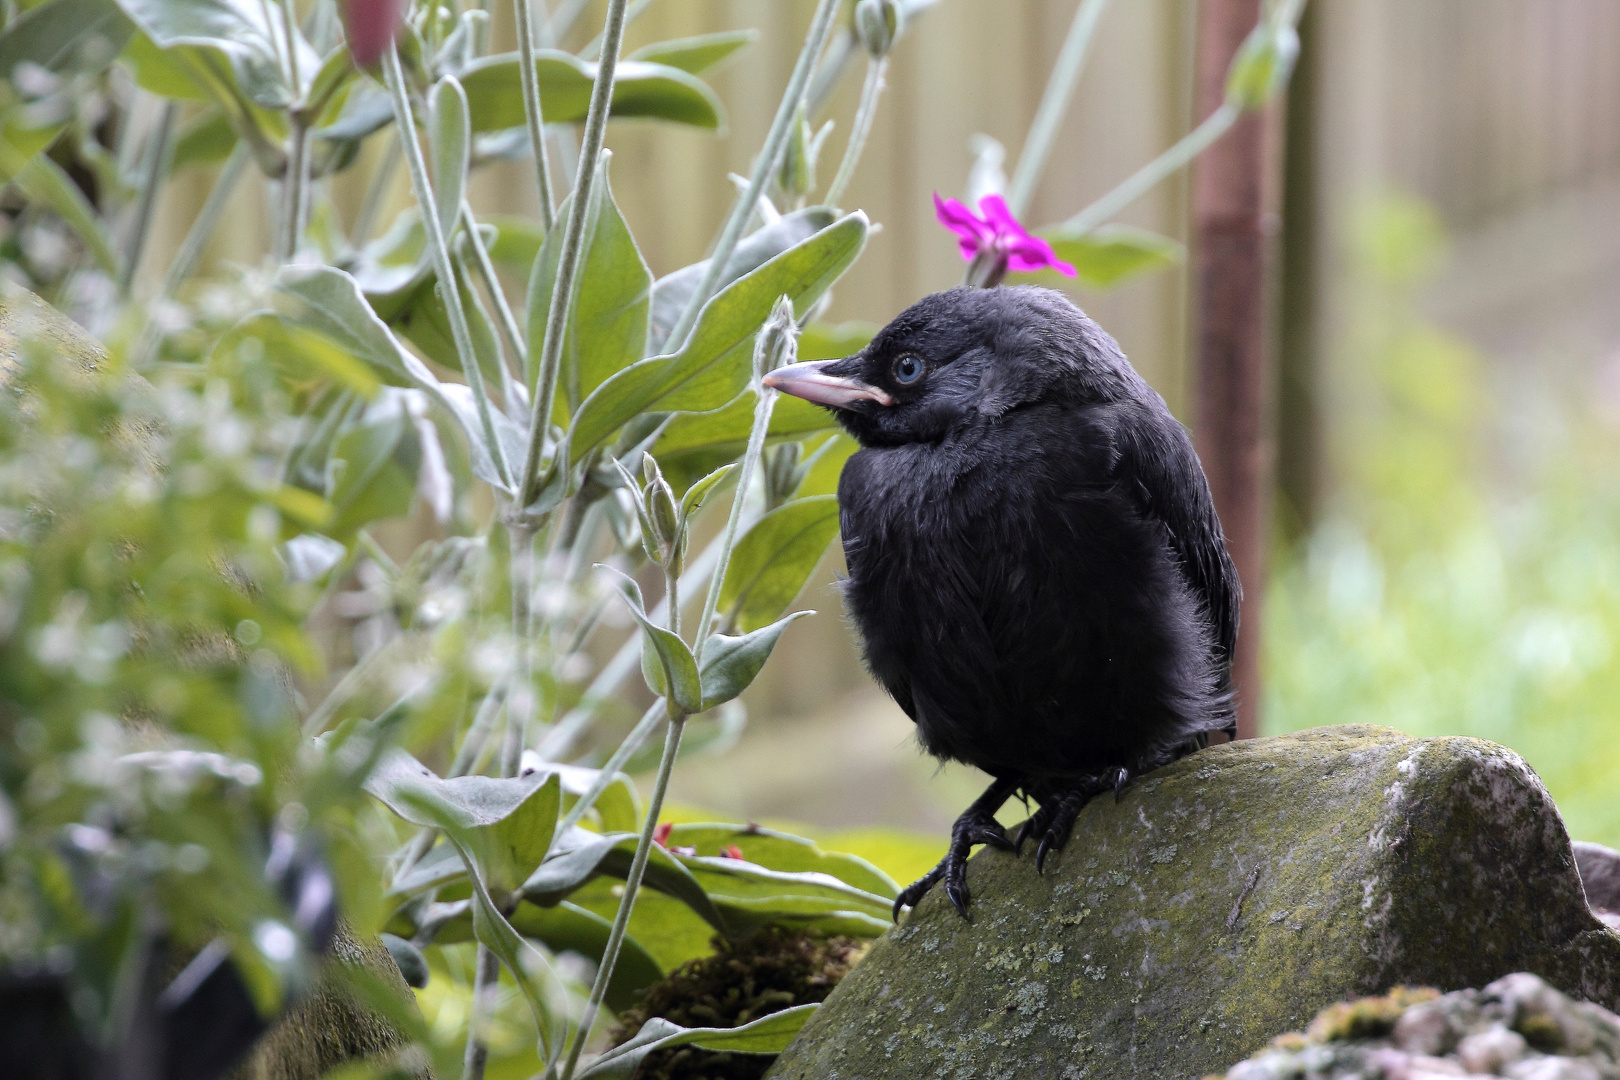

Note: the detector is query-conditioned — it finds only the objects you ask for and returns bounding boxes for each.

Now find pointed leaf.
[113,0,318,110]
[663,823,898,897]
[459,51,722,132]
[426,76,469,244]
[509,902,663,1011]
[718,496,840,632]
[656,392,834,462]
[521,826,728,934]
[679,463,735,519]
[699,610,811,710]
[626,29,756,74]
[575,1006,819,1080]
[172,108,237,169]
[601,566,701,713]
[568,213,867,466]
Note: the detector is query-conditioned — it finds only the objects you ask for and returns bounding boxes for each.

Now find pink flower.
[722,844,745,860]
[933,192,1076,278]
[345,0,405,67]
[652,822,672,848]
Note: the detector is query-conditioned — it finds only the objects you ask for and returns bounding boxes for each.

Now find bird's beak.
[762,358,894,408]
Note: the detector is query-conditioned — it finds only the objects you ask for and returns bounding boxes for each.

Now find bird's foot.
[892,776,1019,922]
[1015,769,1127,873]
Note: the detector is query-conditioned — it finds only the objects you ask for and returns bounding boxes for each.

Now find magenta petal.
[976,194,1029,241]
[1006,234,1077,277]
[934,192,991,244]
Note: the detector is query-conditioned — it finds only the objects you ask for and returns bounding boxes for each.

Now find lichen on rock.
[765,726,1620,1080]
[1211,972,1620,1079]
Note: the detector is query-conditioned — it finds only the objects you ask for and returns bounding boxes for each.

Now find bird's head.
[763,285,1136,447]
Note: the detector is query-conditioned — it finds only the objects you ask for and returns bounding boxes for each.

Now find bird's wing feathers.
[1109,406,1241,672]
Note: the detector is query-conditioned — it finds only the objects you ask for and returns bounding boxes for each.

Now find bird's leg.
[1016,771,1122,873]
[892,775,1019,922]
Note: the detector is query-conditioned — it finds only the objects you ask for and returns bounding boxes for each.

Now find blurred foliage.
[1264,193,1620,848]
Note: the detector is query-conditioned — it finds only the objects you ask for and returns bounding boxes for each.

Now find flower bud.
[754,295,799,382]
[765,443,807,510]
[345,0,406,67]
[777,104,816,198]
[854,0,903,58]
[639,455,682,570]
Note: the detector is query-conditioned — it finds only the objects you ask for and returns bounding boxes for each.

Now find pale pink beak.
[762,359,894,408]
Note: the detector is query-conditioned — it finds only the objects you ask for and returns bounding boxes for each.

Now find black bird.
[762,285,1240,919]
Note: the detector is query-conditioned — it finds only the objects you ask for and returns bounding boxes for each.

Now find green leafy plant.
[0,0,1303,1073]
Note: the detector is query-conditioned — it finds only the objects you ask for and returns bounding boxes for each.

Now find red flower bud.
[723,844,744,860]
[653,822,673,848]
[346,0,405,67]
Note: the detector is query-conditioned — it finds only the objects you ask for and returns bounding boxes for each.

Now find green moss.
[1306,986,1439,1042]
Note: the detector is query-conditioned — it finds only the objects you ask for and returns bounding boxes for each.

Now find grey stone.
[1577,843,1620,931]
[765,726,1620,1080]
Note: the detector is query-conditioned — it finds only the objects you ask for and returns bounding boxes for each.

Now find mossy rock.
[765,725,1620,1080]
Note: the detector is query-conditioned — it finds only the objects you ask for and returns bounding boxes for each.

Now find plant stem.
[119,101,176,296]
[661,0,841,354]
[162,143,248,297]
[519,0,631,509]
[502,524,536,777]
[353,133,401,247]
[513,0,557,231]
[538,529,726,768]
[277,120,311,261]
[823,55,887,208]
[806,27,855,113]
[556,705,686,1080]
[580,0,651,58]
[1005,0,1111,217]
[457,251,518,406]
[462,196,528,382]
[383,45,514,490]
[1053,101,1240,237]
[462,944,501,1080]
[695,381,779,662]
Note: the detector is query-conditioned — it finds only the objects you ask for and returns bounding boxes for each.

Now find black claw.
[1035,835,1054,874]
[892,776,1019,921]
[1112,766,1130,803]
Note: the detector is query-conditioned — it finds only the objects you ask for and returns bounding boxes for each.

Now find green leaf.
[648,208,839,354]
[0,0,133,79]
[522,826,728,934]
[575,1005,818,1080]
[387,260,506,392]
[426,76,469,244]
[274,265,519,494]
[484,213,546,271]
[323,392,418,542]
[301,44,355,122]
[217,313,382,398]
[1020,223,1185,291]
[568,213,867,466]
[565,878,716,971]
[626,29,756,74]
[509,901,663,1012]
[460,51,723,133]
[526,155,651,411]
[798,319,877,362]
[664,824,898,897]
[793,433,855,499]
[679,463,734,519]
[113,0,317,110]
[365,748,562,897]
[172,108,236,169]
[699,611,811,710]
[601,566,702,713]
[719,496,840,632]
[656,391,835,464]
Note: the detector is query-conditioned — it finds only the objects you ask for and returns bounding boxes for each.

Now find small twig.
[1226,863,1262,930]
[824,55,887,208]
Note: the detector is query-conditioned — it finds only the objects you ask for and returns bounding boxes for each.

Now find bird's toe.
[892,863,945,921]
[943,855,972,919]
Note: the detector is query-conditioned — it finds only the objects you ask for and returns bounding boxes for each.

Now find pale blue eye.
[893,355,924,385]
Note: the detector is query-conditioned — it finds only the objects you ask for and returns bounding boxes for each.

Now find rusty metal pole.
[1191,0,1285,740]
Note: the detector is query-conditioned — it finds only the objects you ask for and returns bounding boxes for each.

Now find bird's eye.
[892,354,925,385]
